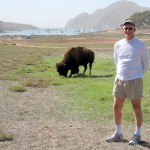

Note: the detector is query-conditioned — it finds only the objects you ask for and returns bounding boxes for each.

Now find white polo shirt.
[114,37,149,81]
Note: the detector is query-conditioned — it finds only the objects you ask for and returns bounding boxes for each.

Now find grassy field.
[0,30,150,149]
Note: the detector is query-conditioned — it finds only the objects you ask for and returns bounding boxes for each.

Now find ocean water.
[0,28,96,36]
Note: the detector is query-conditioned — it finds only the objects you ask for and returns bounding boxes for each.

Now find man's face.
[123,23,136,40]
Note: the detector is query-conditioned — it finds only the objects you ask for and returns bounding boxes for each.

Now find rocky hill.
[129,11,150,29]
[0,21,37,33]
[65,0,150,31]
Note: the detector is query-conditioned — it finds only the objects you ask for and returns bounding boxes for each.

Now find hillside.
[0,21,37,33]
[129,11,150,29]
[65,0,150,31]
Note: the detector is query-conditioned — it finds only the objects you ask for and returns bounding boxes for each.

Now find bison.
[56,46,95,77]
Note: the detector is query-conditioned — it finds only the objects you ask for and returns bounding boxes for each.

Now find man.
[106,20,149,145]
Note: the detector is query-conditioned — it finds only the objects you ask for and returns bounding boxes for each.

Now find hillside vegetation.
[129,11,150,29]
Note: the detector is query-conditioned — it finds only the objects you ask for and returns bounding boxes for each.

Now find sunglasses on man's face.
[124,27,133,30]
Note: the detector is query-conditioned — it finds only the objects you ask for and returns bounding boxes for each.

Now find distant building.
[26,35,31,39]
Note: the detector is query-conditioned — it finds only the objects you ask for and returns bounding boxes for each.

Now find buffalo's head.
[56,63,69,77]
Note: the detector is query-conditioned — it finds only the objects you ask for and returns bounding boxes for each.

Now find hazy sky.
[0,0,149,28]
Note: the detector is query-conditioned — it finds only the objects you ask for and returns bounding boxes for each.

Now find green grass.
[19,54,150,122]
[0,33,150,123]
[9,84,27,92]
[0,132,13,142]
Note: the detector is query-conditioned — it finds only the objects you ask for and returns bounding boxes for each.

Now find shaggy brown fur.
[56,46,95,77]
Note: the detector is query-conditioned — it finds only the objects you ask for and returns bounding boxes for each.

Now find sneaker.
[129,134,141,145]
[106,133,123,142]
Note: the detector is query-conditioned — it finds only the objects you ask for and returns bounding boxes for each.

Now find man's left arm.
[142,46,149,73]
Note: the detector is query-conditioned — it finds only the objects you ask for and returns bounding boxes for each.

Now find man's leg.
[106,96,125,142]
[129,99,142,145]
[131,99,143,128]
[113,96,125,126]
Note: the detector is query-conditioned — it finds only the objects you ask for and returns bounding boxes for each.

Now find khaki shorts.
[113,77,143,100]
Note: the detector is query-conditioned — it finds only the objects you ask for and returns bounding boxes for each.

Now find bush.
[9,84,27,92]
[0,133,13,142]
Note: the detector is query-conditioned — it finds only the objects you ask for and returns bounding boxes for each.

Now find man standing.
[106,20,149,145]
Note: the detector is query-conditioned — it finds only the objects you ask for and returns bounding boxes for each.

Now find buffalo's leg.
[69,67,79,77]
[83,65,87,74]
[68,72,72,77]
[89,63,92,75]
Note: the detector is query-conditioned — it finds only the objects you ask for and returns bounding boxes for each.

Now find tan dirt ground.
[0,80,150,150]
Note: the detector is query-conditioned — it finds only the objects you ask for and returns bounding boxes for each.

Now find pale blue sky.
[0,0,149,28]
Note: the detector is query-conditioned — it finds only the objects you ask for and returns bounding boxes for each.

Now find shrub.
[9,84,27,92]
[0,133,13,142]
[24,77,50,88]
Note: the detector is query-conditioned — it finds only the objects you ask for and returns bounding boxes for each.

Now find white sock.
[135,127,141,136]
[115,124,122,135]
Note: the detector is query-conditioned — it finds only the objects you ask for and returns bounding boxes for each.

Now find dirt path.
[15,44,113,50]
